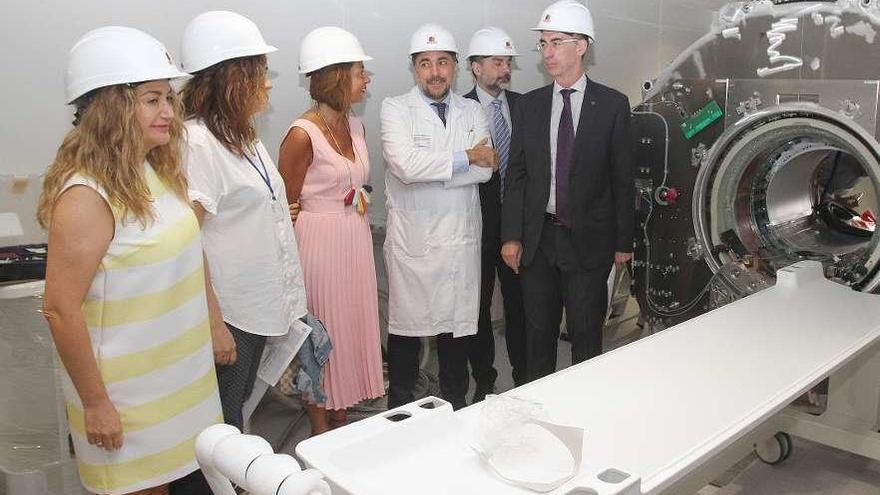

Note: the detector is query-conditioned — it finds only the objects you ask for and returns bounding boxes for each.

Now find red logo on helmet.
[427,35,437,44]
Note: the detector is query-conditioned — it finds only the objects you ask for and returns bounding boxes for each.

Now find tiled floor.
[250,298,880,494]
[698,438,880,494]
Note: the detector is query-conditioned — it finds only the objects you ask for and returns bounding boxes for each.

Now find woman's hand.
[212,321,237,365]
[84,399,124,451]
[289,201,301,223]
[196,239,236,366]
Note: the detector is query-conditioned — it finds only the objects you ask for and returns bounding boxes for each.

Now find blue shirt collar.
[419,88,452,109]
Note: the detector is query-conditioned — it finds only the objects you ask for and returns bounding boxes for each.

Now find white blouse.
[184,119,307,336]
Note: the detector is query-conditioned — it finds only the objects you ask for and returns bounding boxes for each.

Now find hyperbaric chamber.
[632,0,880,327]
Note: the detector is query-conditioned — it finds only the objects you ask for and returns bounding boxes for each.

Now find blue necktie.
[490,99,510,200]
[556,88,576,227]
[431,102,447,126]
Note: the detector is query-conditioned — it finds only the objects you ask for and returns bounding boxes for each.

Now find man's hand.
[501,241,523,274]
[615,252,633,265]
[211,321,237,366]
[466,138,498,170]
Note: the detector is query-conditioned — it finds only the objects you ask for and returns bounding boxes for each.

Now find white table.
[294,261,880,494]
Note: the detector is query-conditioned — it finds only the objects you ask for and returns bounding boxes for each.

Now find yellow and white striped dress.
[58,164,222,494]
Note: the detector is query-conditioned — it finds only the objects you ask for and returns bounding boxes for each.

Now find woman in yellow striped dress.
[37,27,222,495]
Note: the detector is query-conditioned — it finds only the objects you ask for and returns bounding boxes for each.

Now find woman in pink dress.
[278,27,383,435]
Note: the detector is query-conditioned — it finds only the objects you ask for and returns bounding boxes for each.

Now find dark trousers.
[169,469,211,495]
[520,219,611,382]
[216,323,267,430]
[387,333,469,410]
[469,247,526,394]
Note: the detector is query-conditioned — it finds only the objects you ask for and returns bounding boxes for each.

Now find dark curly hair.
[181,54,268,156]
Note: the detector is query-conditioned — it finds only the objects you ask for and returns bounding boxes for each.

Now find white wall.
[1,0,729,230]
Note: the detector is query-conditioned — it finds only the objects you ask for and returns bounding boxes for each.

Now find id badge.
[413,133,432,148]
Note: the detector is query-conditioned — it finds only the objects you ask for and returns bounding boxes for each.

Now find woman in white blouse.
[179,11,306,429]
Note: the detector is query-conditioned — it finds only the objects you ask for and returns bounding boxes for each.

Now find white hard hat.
[532,0,596,41]
[409,24,458,55]
[180,11,277,73]
[66,26,188,104]
[466,27,520,59]
[298,26,373,74]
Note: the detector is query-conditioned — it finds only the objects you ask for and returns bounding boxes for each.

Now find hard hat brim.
[299,54,373,75]
[185,44,278,73]
[466,51,520,59]
[530,26,595,42]
[408,49,459,56]
[66,67,191,104]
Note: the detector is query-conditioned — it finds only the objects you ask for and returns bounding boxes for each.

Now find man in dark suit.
[501,0,635,381]
[462,27,526,400]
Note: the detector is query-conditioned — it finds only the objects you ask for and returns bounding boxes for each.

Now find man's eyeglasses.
[535,38,581,51]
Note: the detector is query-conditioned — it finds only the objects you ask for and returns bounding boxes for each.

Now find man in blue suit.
[462,27,526,400]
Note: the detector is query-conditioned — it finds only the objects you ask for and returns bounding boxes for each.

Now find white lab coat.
[381,86,492,337]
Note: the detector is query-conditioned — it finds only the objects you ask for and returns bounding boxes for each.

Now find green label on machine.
[681,100,723,139]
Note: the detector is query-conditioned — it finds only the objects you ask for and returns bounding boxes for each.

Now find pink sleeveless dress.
[291,116,384,410]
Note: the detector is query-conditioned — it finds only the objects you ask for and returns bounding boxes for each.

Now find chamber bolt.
[686,237,704,260]
[736,93,763,116]
[840,99,862,119]
[691,143,708,168]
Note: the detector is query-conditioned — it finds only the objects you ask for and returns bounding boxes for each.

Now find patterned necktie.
[431,102,447,126]
[491,99,510,200]
[556,88,576,227]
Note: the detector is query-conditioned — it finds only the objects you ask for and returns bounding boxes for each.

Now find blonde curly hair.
[37,83,188,228]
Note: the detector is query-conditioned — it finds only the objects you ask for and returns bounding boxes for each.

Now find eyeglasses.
[536,38,581,51]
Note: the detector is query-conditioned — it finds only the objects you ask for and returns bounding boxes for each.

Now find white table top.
[297,262,880,494]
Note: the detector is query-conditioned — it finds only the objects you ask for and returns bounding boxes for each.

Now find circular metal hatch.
[693,105,880,295]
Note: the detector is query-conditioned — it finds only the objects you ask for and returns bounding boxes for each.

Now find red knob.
[662,187,679,204]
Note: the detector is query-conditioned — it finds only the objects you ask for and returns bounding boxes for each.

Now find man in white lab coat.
[380,23,497,410]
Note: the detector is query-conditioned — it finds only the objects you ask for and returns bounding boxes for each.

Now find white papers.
[242,319,312,430]
[257,319,311,385]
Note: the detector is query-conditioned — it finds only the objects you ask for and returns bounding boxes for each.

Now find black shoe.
[471,384,496,404]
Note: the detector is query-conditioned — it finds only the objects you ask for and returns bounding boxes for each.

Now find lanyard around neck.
[243,146,276,201]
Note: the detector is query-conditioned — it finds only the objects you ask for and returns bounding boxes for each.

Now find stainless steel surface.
[0,282,85,495]
[697,109,880,290]
[633,1,880,327]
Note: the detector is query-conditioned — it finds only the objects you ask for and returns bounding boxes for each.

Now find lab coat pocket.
[388,208,429,258]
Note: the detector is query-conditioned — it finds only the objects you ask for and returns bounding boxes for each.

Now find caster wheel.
[755,432,793,465]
